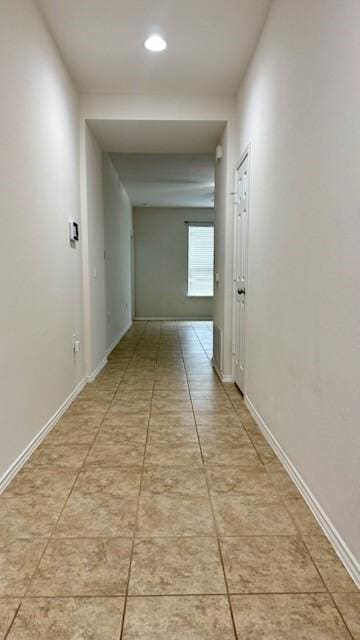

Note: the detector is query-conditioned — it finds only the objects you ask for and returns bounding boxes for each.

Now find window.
[187,223,214,297]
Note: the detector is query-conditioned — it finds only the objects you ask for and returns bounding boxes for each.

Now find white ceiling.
[110,154,215,208]
[36,0,271,95]
[87,119,225,153]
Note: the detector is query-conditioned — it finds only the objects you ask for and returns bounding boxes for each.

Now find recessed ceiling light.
[144,35,167,52]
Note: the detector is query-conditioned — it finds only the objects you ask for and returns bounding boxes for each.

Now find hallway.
[0,321,357,638]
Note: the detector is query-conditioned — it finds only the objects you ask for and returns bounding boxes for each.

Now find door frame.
[130,230,135,320]
[232,143,251,392]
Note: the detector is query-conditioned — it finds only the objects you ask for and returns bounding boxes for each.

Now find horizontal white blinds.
[187,224,214,297]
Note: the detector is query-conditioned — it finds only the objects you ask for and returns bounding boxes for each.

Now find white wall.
[134,208,214,319]
[82,124,107,376]
[103,154,133,349]
[81,94,235,122]
[236,0,360,568]
[213,123,237,376]
[0,0,84,480]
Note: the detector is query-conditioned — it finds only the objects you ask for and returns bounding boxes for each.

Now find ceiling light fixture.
[144,35,167,52]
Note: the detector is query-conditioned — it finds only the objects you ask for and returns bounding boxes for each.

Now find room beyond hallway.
[0,321,357,639]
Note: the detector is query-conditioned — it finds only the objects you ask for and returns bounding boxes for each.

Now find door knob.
[238,288,246,295]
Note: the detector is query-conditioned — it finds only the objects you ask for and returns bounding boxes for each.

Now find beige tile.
[194,410,238,424]
[187,378,222,390]
[303,536,358,592]
[241,420,266,442]
[190,389,229,399]
[2,467,77,500]
[122,595,236,640]
[284,497,323,536]
[152,390,190,401]
[333,593,360,639]
[212,497,297,536]
[105,410,149,426]
[145,442,202,467]
[83,380,117,393]
[73,466,142,497]
[44,420,99,445]
[206,466,280,501]
[197,424,251,445]
[192,399,233,412]
[266,468,300,497]
[141,466,208,497]
[114,388,153,400]
[96,423,148,444]
[201,441,261,467]
[55,493,138,537]
[151,399,193,413]
[86,439,145,466]
[263,457,285,472]
[136,497,215,536]
[147,429,198,446]
[231,594,351,639]
[239,411,258,429]
[0,599,20,638]
[119,380,154,391]
[153,379,189,390]
[221,536,325,593]
[194,413,242,426]
[253,441,278,465]
[7,597,124,639]
[56,413,104,427]
[67,399,109,416]
[0,497,63,538]
[149,413,195,427]
[29,538,131,596]
[0,539,46,596]
[28,442,89,468]
[129,537,226,595]
[110,398,151,413]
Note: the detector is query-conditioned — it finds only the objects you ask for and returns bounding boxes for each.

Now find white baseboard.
[134,316,213,321]
[211,358,234,383]
[245,394,360,589]
[0,377,86,494]
[86,357,107,382]
[106,321,132,357]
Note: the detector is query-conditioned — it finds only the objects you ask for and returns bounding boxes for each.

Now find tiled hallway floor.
[0,321,359,638]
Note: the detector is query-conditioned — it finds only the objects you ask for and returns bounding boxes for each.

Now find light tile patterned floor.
[0,320,359,639]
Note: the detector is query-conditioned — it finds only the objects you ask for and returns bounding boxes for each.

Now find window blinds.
[187,224,214,297]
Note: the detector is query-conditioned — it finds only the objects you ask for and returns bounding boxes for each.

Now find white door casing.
[233,151,249,392]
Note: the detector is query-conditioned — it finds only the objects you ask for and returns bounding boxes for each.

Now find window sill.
[186,294,214,299]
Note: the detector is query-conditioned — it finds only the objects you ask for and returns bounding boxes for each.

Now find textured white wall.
[103,154,133,349]
[134,208,214,319]
[0,0,84,479]
[236,0,360,564]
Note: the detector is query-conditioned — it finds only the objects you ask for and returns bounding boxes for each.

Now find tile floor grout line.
[226,390,357,640]
[302,538,357,640]
[118,322,158,640]
[4,590,357,600]
[180,327,240,640]
[3,602,22,640]
[20,338,133,604]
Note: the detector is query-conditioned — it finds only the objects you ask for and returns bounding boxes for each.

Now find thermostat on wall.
[69,220,79,242]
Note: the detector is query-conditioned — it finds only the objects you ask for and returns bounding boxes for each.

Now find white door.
[234,152,249,392]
